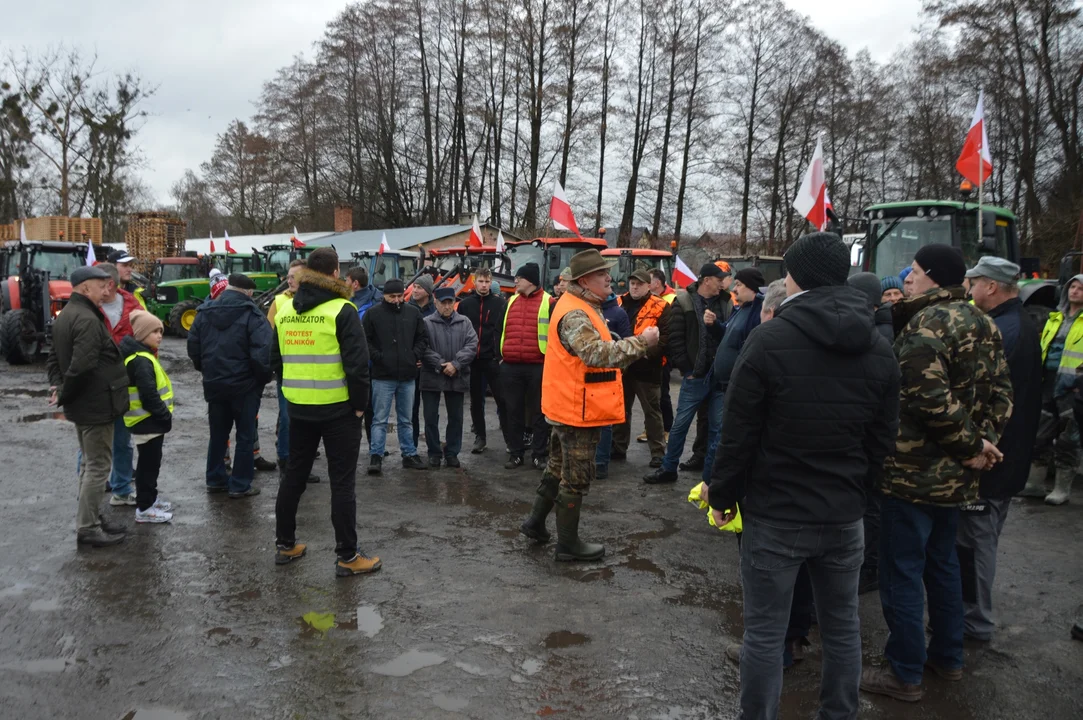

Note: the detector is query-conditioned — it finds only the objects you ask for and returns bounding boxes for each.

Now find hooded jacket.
[363,298,428,382]
[456,289,507,361]
[270,269,371,421]
[120,335,172,435]
[46,292,129,426]
[352,285,382,319]
[667,281,731,378]
[421,311,479,393]
[707,286,901,525]
[186,288,274,401]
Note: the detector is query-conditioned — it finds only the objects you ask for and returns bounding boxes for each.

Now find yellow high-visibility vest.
[1040,310,1083,370]
[662,292,677,304]
[123,351,174,428]
[501,291,552,355]
[275,296,353,405]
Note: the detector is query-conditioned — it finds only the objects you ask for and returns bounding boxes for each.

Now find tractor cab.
[262,244,318,278]
[349,250,421,291]
[716,255,786,285]
[602,248,674,294]
[426,246,515,296]
[505,237,608,294]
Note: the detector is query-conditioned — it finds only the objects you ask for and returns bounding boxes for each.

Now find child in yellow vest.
[122,311,175,524]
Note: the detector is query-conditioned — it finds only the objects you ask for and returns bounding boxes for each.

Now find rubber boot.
[1045,466,1075,505]
[520,472,559,543]
[1018,464,1049,498]
[554,492,605,562]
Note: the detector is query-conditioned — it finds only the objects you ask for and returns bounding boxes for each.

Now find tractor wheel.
[1026,303,1055,329]
[1,309,41,365]
[168,299,202,339]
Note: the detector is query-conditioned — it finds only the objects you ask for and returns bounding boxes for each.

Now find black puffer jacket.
[667,282,731,378]
[187,289,273,400]
[271,269,371,422]
[363,300,428,381]
[707,286,901,525]
[456,290,506,361]
[119,335,172,435]
[46,292,128,425]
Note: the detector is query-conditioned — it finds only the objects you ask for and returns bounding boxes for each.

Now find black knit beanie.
[516,262,541,288]
[913,244,966,288]
[733,267,765,294]
[784,232,851,290]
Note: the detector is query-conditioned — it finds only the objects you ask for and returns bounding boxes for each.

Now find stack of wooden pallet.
[124,212,188,274]
[0,223,15,242]
[67,217,103,245]
[23,216,69,241]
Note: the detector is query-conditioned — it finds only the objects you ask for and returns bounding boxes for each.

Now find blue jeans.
[879,495,964,685]
[109,415,134,496]
[595,426,612,467]
[206,391,261,493]
[275,383,290,461]
[370,379,417,457]
[661,375,723,476]
[739,516,864,720]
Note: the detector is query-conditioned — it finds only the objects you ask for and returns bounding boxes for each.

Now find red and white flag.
[209,232,216,254]
[793,137,828,231]
[956,90,993,186]
[225,230,237,254]
[378,232,391,255]
[467,216,484,248]
[291,226,305,249]
[496,230,506,253]
[549,180,582,238]
[673,255,697,288]
[85,237,96,266]
[20,221,27,243]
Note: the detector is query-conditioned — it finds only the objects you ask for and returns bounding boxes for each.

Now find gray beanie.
[415,273,435,295]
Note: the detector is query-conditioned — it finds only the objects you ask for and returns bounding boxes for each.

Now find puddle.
[300,612,336,635]
[206,627,231,637]
[14,412,67,423]
[0,657,71,673]
[454,661,492,676]
[120,710,192,720]
[521,658,544,675]
[371,649,446,677]
[665,588,744,630]
[0,582,33,598]
[222,590,261,602]
[626,517,678,542]
[565,567,614,583]
[0,387,50,398]
[269,655,294,670]
[29,598,60,611]
[621,554,666,579]
[0,494,53,507]
[355,605,383,638]
[543,631,590,649]
[432,694,469,712]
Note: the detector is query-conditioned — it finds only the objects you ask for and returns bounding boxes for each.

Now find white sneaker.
[134,506,173,524]
[151,497,173,512]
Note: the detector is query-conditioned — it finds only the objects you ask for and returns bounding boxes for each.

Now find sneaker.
[335,552,382,577]
[679,456,705,472]
[206,484,228,494]
[228,487,261,499]
[725,643,742,665]
[429,455,442,468]
[275,542,308,565]
[596,464,609,480]
[135,506,173,524]
[151,497,173,512]
[445,456,461,468]
[368,455,383,476]
[532,455,547,470]
[924,659,963,681]
[109,493,137,507]
[643,468,678,485]
[471,436,486,454]
[306,473,322,484]
[1072,620,1083,641]
[860,666,923,702]
[254,456,278,472]
[636,432,648,443]
[77,527,125,548]
[505,455,524,470]
[402,455,427,470]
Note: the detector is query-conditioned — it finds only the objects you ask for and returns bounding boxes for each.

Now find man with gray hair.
[957,256,1041,641]
[758,279,787,323]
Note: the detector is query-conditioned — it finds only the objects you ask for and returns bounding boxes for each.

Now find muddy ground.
[0,337,1080,720]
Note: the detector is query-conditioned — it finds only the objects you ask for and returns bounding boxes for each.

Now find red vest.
[501,289,547,364]
[107,289,142,344]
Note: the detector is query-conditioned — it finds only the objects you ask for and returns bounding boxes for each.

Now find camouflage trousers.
[538,424,602,498]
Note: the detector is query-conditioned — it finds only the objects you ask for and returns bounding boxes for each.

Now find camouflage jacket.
[557,284,649,370]
[883,286,1014,506]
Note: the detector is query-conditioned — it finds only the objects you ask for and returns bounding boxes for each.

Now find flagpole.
[977,141,983,246]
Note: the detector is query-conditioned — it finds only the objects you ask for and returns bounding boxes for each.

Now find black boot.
[520,472,560,543]
[553,492,604,562]
[368,455,383,476]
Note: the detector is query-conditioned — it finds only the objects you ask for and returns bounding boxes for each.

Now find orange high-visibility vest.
[542,293,625,427]
[620,293,667,336]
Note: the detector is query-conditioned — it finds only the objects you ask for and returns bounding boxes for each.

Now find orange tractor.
[0,239,102,364]
[423,245,516,296]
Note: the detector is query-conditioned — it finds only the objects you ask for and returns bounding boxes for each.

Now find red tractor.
[0,240,100,364]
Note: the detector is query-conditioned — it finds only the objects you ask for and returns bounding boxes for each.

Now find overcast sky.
[2,0,925,208]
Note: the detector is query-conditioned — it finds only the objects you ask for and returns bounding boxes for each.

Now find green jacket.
[883,286,1013,506]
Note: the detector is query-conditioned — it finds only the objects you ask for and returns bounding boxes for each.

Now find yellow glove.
[687,483,742,533]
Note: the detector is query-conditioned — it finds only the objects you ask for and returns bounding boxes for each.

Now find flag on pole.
[85,237,96,266]
[956,90,993,186]
[793,137,828,231]
[467,216,484,248]
[209,232,215,254]
[225,230,237,255]
[19,221,27,243]
[549,181,582,238]
[495,230,506,253]
[378,232,391,255]
[291,226,306,249]
[673,255,697,288]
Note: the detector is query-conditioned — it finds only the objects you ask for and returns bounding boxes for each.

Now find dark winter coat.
[620,293,670,382]
[667,282,731,378]
[712,294,764,390]
[187,288,274,401]
[120,335,172,436]
[421,311,479,393]
[271,269,371,422]
[352,285,382,319]
[46,292,129,426]
[411,298,436,319]
[456,290,507,361]
[874,304,895,343]
[600,293,632,340]
[363,300,428,382]
[707,286,901,526]
[982,297,1042,500]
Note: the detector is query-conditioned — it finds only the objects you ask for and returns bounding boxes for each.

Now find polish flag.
[673,255,697,289]
[225,230,237,254]
[467,216,484,248]
[378,232,391,255]
[209,232,215,254]
[20,221,27,243]
[85,237,96,266]
[495,229,506,253]
[549,180,582,238]
[794,137,828,231]
[956,90,993,186]
[291,226,305,249]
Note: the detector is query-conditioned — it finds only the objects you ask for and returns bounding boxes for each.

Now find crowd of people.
[43,235,1082,717]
